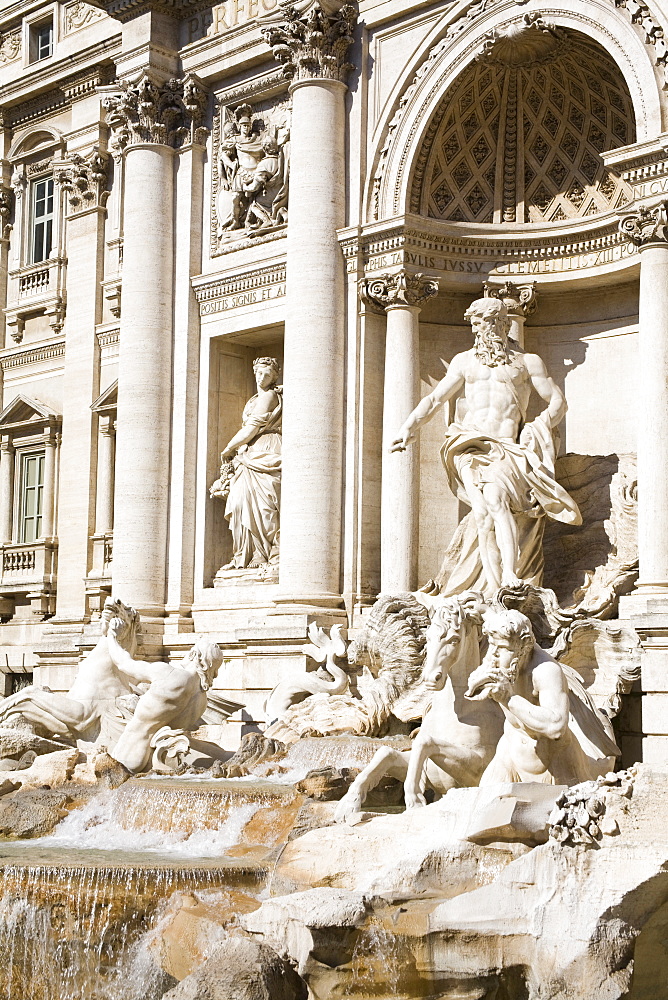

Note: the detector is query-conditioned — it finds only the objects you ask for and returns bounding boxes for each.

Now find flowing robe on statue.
[225,390,282,568]
[438,411,581,597]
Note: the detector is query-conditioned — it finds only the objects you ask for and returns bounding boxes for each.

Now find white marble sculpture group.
[0,297,632,798]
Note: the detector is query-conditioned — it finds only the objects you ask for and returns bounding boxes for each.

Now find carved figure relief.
[210,357,282,578]
[212,101,290,251]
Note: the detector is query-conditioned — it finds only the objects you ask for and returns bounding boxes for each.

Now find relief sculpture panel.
[211,98,291,255]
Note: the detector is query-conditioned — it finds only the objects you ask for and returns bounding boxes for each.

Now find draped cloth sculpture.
[211,357,282,573]
[392,296,581,597]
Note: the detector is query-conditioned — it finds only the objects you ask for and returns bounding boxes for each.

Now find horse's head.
[102,597,140,651]
[423,592,486,691]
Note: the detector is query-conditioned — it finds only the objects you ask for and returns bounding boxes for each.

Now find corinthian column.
[483,280,536,349]
[103,74,207,616]
[362,271,438,592]
[263,3,357,606]
[620,203,668,599]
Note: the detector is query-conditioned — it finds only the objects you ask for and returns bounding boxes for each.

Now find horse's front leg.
[404,731,437,809]
[334,747,409,824]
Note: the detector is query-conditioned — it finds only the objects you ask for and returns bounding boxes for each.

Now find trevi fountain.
[0,0,667,996]
[0,295,660,999]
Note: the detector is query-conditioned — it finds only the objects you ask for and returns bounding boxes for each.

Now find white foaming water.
[30,791,260,858]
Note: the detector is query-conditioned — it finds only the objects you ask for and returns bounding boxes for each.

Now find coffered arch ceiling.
[411,28,636,225]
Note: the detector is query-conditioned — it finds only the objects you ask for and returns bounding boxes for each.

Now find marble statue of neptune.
[391,297,581,596]
[211,357,282,573]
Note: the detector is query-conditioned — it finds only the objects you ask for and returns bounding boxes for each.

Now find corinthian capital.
[56,149,109,213]
[102,73,208,154]
[360,270,439,310]
[262,1,357,84]
[483,280,537,317]
[619,201,668,246]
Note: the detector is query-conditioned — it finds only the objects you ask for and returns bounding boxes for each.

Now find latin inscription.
[200,282,286,315]
[186,0,277,43]
[349,242,638,277]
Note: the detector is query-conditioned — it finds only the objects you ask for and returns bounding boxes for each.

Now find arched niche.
[370,0,662,223]
[411,30,636,224]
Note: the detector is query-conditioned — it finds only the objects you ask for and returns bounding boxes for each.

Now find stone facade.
[0,0,664,759]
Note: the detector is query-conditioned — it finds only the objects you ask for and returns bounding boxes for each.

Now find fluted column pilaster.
[0,440,14,544]
[621,203,668,596]
[103,73,207,616]
[263,3,356,606]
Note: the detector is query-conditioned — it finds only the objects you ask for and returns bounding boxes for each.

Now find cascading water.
[0,864,217,1000]
[0,776,305,998]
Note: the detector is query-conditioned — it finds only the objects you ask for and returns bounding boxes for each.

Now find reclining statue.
[106,618,224,773]
[0,597,139,747]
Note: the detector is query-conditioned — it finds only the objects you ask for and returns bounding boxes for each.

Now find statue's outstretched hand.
[390,429,414,453]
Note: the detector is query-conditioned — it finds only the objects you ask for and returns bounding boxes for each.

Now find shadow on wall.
[543,451,636,607]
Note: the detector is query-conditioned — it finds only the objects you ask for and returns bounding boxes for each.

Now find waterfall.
[0,864,230,999]
[0,776,304,997]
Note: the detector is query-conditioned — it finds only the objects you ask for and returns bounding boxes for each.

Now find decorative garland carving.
[0,187,13,239]
[549,768,635,846]
[613,0,668,86]
[262,2,357,84]
[103,73,208,154]
[0,27,21,64]
[64,1,105,32]
[56,149,110,212]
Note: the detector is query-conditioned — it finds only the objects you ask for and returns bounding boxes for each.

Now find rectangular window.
[19,452,44,544]
[31,177,54,264]
[32,20,53,61]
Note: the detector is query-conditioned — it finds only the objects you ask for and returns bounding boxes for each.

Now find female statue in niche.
[210,357,282,576]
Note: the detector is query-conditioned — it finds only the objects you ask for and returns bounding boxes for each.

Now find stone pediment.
[90,380,118,416]
[0,393,60,432]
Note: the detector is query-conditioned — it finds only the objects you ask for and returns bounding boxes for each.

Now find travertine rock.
[0,787,72,838]
[270,785,534,898]
[0,728,71,761]
[161,935,308,1000]
[242,889,369,978]
[294,765,358,800]
[13,748,82,789]
[149,890,260,982]
[543,453,637,611]
[244,765,668,1000]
